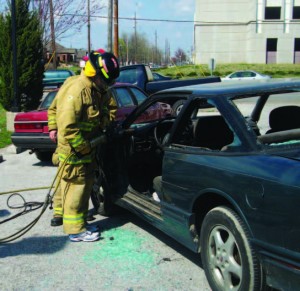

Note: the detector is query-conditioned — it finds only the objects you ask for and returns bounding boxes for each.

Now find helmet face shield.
[88,51,119,85]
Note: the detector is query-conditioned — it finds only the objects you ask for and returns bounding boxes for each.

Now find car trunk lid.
[14,110,49,133]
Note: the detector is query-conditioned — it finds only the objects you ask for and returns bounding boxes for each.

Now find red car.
[11,83,172,161]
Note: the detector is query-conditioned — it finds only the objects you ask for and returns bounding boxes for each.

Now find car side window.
[115,88,135,107]
[130,88,147,105]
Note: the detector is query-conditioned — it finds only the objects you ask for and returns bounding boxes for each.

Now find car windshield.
[39,91,57,110]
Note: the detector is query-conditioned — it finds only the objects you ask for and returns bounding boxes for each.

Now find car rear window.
[115,88,135,107]
[39,91,57,109]
[130,87,147,104]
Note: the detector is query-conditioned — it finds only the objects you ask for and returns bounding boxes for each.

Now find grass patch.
[0,103,12,149]
[157,63,300,79]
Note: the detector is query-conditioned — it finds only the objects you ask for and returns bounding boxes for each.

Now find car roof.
[154,79,300,99]
[232,70,257,73]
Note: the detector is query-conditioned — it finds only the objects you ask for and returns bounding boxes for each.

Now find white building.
[194,0,300,64]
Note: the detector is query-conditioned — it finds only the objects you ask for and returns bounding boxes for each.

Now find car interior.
[120,98,236,197]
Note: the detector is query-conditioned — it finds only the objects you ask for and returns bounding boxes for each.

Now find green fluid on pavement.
[83,228,157,274]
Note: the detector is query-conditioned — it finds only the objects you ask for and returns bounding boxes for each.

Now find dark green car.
[92,79,300,291]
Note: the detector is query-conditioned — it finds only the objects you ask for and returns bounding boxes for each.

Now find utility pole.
[165,38,168,66]
[107,0,113,52]
[113,0,119,57]
[155,30,157,65]
[11,0,18,112]
[134,12,137,63]
[87,0,91,54]
[126,36,129,65]
[49,0,56,69]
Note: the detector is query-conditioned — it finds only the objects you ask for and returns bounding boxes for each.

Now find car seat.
[266,106,300,134]
[193,115,234,150]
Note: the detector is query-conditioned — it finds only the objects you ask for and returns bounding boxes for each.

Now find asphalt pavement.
[0,145,211,291]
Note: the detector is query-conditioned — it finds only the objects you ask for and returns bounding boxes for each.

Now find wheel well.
[192,192,233,238]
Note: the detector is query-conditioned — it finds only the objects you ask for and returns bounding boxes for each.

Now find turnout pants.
[53,183,63,218]
[58,161,96,234]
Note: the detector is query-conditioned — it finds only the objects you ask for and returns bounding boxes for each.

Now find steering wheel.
[153,118,175,149]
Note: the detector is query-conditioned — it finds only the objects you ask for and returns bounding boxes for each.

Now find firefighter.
[48,49,105,227]
[48,51,119,242]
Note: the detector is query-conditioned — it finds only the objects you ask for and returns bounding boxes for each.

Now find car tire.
[172,100,185,116]
[35,151,53,162]
[200,206,264,291]
[90,171,115,217]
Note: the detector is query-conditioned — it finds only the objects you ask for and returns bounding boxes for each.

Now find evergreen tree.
[0,0,44,111]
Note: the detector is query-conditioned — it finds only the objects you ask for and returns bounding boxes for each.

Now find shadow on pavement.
[93,213,131,232]
[0,213,130,259]
[32,160,56,167]
[0,236,68,258]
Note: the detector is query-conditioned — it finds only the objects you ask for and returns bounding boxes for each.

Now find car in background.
[152,72,172,81]
[42,69,75,94]
[43,69,75,87]
[91,79,300,291]
[11,83,171,161]
[222,70,271,81]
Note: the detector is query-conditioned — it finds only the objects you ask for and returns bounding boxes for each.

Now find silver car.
[222,70,271,81]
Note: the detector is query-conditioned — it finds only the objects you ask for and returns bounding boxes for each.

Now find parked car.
[222,70,271,81]
[11,83,172,161]
[152,72,172,81]
[91,79,300,291]
[43,69,75,88]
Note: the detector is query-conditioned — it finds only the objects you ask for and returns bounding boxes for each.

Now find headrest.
[269,106,300,131]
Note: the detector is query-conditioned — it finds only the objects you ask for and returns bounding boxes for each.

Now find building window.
[266,38,277,64]
[295,39,300,64]
[265,7,281,19]
[293,6,300,19]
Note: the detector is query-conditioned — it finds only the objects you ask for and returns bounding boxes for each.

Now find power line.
[55,13,195,23]
[54,13,274,26]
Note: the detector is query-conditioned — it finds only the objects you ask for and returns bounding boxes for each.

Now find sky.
[60,0,195,57]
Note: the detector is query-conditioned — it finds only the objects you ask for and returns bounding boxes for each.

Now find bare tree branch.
[32,0,105,46]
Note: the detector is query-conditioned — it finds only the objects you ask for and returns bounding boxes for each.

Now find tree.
[174,48,187,65]
[119,32,163,65]
[34,0,105,47]
[0,0,44,111]
[0,1,105,48]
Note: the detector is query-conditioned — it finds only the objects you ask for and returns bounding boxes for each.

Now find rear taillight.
[14,122,46,133]
[15,123,42,130]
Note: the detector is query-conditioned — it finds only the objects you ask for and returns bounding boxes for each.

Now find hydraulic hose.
[0,152,72,244]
